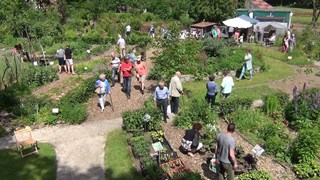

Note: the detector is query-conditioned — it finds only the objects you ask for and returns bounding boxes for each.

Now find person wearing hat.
[134,55,147,94]
[110,53,121,86]
[120,55,132,99]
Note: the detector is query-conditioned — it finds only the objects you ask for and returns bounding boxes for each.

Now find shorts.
[58,57,65,65]
[222,93,231,98]
[66,59,73,65]
[126,31,131,36]
[138,75,146,82]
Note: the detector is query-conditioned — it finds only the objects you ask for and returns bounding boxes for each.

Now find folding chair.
[14,126,38,157]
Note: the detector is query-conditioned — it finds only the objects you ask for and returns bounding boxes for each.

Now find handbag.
[191,132,200,149]
[95,87,101,94]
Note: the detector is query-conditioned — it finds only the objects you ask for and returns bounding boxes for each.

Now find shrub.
[60,76,96,104]
[293,160,320,179]
[75,59,107,74]
[174,98,217,129]
[290,127,320,164]
[285,87,320,130]
[59,102,87,124]
[220,97,254,116]
[122,108,162,132]
[236,170,272,180]
[0,124,6,137]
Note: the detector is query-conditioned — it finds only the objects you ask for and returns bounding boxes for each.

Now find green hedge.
[220,97,254,116]
[122,108,162,132]
[236,170,272,180]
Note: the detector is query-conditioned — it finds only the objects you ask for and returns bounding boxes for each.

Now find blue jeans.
[123,76,131,96]
[239,65,253,80]
[111,68,120,85]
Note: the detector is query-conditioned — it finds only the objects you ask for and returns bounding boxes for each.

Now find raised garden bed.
[160,158,190,179]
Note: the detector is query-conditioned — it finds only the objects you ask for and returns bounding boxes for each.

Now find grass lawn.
[105,129,142,180]
[0,143,57,180]
[183,57,294,99]
[274,6,319,26]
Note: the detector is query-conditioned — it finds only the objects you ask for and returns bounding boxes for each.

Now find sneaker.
[101,108,104,112]
[236,78,240,81]
[187,152,195,157]
[141,89,144,95]
[127,95,130,99]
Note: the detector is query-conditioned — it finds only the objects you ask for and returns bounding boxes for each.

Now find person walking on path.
[169,71,183,114]
[134,56,147,94]
[65,45,75,75]
[237,49,253,81]
[120,55,132,99]
[117,35,126,58]
[125,24,131,37]
[150,24,155,38]
[215,123,238,180]
[57,47,67,74]
[95,74,111,112]
[221,70,234,99]
[154,81,170,122]
[110,53,121,86]
[129,47,137,65]
[205,75,219,108]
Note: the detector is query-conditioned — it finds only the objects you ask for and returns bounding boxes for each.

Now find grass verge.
[105,129,142,180]
[0,143,57,180]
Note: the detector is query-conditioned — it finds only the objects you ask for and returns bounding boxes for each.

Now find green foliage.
[0,124,6,137]
[174,98,217,129]
[129,135,164,179]
[0,143,56,180]
[126,33,152,48]
[75,59,107,74]
[183,171,202,180]
[21,66,58,89]
[285,88,320,130]
[290,127,320,164]
[59,103,87,124]
[293,160,320,179]
[220,97,253,116]
[264,96,280,116]
[236,170,272,180]
[150,130,164,142]
[105,130,142,180]
[122,108,162,132]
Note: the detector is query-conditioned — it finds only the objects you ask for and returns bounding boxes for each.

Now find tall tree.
[311,0,320,28]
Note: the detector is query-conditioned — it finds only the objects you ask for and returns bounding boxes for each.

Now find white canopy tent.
[255,21,287,35]
[223,15,259,28]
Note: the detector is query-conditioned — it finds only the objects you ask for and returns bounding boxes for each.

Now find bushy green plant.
[0,124,6,137]
[285,87,320,130]
[293,160,320,179]
[202,38,230,57]
[290,127,320,164]
[59,102,87,124]
[183,171,202,180]
[20,66,58,89]
[220,97,254,116]
[236,170,272,180]
[75,59,107,74]
[122,108,162,132]
[174,98,217,129]
[264,96,280,116]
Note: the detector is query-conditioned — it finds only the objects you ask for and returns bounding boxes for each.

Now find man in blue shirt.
[153,81,170,122]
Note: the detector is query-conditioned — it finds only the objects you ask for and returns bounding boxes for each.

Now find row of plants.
[227,88,320,179]
[150,37,268,82]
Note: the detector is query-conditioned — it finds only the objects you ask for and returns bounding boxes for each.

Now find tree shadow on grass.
[58,165,106,180]
[105,167,143,180]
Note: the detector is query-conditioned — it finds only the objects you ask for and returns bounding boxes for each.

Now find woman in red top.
[134,56,147,94]
[120,56,132,99]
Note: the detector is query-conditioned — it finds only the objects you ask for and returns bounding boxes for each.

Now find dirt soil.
[162,117,296,180]
[268,66,320,95]
[86,49,158,121]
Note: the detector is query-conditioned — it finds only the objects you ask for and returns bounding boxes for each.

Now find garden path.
[0,118,123,180]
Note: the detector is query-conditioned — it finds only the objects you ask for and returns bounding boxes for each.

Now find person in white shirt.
[125,24,131,37]
[110,53,121,86]
[238,49,253,81]
[117,35,126,58]
[221,70,234,99]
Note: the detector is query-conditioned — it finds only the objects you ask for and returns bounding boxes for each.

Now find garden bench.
[14,126,39,158]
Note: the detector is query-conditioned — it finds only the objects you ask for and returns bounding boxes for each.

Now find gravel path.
[0,118,122,180]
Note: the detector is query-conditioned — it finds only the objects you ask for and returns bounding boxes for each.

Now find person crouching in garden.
[153,81,170,122]
[181,123,203,157]
[205,75,219,108]
[237,49,253,81]
[134,56,147,94]
[95,74,110,112]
